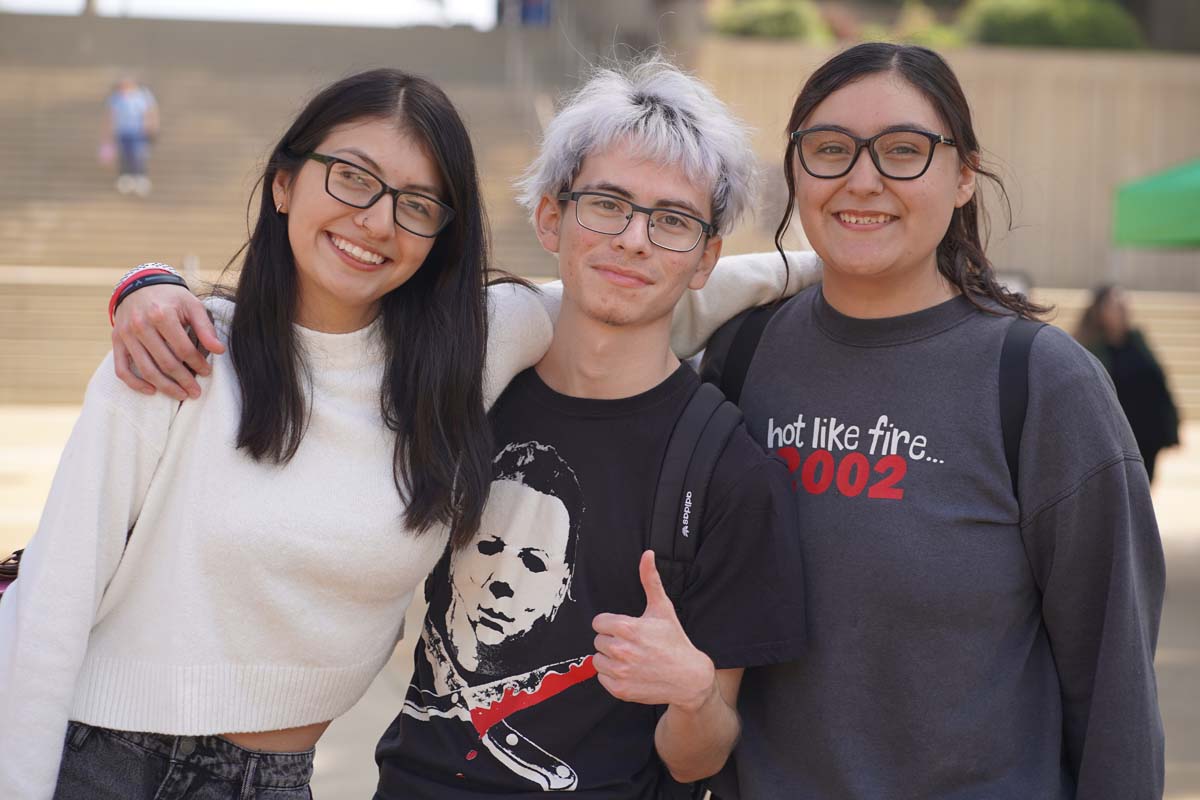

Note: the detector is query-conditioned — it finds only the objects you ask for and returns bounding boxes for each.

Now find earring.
[277,202,286,214]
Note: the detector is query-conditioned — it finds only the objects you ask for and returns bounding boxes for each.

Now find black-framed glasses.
[558,191,714,253]
[304,153,454,238]
[790,127,957,180]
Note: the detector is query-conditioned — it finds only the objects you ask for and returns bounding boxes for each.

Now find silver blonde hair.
[515,57,758,236]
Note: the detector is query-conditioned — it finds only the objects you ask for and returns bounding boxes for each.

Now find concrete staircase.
[0,13,569,403]
[0,67,552,276]
[0,16,1195,417]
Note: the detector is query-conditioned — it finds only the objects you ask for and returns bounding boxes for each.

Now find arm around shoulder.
[671,250,821,358]
[484,282,554,409]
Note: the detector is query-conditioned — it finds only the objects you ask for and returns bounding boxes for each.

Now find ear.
[687,232,723,291]
[272,170,293,213]
[954,153,978,209]
[533,194,564,255]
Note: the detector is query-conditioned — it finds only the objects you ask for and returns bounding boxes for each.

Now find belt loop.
[239,752,261,800]
[67,722,94,752]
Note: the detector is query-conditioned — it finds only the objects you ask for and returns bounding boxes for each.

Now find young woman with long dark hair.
[0,68,551,799]
[692,42,1165,799]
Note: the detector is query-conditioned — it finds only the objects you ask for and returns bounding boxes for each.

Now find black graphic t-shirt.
[375,365,805,799]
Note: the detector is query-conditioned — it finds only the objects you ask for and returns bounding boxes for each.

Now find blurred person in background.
[1076,284,1181,482]
[104,75,159,197]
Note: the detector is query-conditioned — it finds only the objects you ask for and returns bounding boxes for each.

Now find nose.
[488,581,513,599]
[844,147,884,196]
[353,193,395,238]
[611,211,652,256]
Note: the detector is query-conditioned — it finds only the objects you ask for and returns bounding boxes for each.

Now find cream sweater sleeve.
[0,357,176,800]
[483,282,555,410]
[670,250,823,358]
[523,252,823,361]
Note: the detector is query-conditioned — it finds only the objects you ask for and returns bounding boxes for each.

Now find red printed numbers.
[777,447,906,500]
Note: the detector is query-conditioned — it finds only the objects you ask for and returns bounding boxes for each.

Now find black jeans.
[54,722,314,800]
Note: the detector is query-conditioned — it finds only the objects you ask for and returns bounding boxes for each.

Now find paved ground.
[2,408,1197,798]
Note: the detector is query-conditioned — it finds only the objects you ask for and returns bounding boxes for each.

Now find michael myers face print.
[444,442,584,675]
[453,480,572,644]
[402,441,593,790]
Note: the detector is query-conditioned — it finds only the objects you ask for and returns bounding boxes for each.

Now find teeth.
[330,234,385,265]
[838,213,892,225]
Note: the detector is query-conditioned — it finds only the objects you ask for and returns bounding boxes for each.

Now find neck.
[295,297,380,334]
[822,262,957,319]
[535,303,679,400]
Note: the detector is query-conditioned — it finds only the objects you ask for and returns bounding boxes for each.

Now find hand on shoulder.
[111,281,226,401]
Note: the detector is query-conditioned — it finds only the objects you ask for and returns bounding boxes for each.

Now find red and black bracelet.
[108,263,188,325]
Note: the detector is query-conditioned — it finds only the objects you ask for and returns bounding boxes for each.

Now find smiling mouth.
[328,232,388,265]
[835,212,897,226]
[594,265,650,287]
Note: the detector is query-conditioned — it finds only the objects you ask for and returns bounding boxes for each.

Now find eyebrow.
[578,181,707,220]
[330,147,444,197]
[805,122,943,136]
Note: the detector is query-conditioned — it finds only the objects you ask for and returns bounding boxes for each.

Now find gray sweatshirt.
[716,287,1165,800]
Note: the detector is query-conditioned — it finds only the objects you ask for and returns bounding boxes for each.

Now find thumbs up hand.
[591,550,717,712]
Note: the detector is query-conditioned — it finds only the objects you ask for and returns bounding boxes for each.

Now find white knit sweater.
[0,251,817,799]
[0,285,554,799]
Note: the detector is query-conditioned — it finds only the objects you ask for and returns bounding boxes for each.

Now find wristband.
[109,269,170,325]
[109,273,190,326]
[109,262,183,324]
[109,264,182,326]
[112,262,181,290]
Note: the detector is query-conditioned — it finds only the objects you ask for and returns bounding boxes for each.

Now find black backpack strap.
[699,301,786,406]
[648,381,743,608]
[650,383,740,800]
[999,318,1046,498]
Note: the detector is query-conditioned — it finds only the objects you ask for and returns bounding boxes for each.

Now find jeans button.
[178,737,196,756]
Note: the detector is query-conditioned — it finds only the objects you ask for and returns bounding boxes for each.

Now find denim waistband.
[69,722,315,788]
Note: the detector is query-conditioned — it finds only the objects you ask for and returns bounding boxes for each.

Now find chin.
[582,299,641,327]
[822,252,901,279]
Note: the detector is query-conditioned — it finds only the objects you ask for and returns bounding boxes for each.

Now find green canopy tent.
[1113,158,1200,248]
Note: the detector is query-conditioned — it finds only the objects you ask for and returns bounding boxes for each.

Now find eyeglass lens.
[798,130,936,179]
[575,193,703,251]
[325,161,448,236]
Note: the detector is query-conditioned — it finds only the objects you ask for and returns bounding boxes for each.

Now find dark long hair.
[776,42,1048,319]
[225,68,492,550]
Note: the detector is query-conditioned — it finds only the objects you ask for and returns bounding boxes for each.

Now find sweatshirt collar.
[811,288,978,348]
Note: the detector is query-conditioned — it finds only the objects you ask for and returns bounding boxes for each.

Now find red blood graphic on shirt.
[469,656,598,736]
[466,750,478,760]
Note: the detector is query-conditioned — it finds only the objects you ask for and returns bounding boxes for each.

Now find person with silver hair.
[515,56,759,239]
[373,57,808,797]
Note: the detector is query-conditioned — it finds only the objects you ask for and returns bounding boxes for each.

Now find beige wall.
[694,39,1200,292]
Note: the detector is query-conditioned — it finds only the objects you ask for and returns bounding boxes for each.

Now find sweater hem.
[70,649,393,734]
